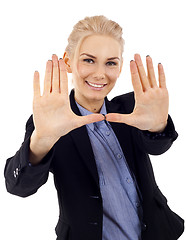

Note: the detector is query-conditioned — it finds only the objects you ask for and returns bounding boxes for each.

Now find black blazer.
[4,89,184,240]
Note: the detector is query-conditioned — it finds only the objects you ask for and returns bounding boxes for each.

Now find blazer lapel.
[105,97,137,177]
[69,89,100,187]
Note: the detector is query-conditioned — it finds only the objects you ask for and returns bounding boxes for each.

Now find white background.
[0,0,185,239]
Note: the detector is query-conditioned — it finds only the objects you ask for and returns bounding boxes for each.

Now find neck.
[74,93,104,113]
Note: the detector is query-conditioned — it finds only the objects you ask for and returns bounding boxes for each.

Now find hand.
[32,54,104,144]
[106,54,169,132]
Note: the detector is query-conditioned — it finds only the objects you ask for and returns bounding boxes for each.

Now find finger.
[59,58,68,95]
[33,71,41,98]
[52,54,60,93]
[158,63,166,88]
[146,55,158,87]
[134,54,150,91]
[130,60,143,95]
[106,113,136,126]
[75,114,105,128]
[43,60,52,94]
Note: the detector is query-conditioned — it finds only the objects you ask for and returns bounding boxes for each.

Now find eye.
[106,61,117,66]
[83,58,94,64]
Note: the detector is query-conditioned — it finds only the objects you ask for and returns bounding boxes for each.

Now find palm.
[33,93,74,139]
[131,87,168,131]
[106,54,169,132]
[33,55,103,142]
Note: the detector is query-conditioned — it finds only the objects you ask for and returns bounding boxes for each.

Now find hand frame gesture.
[106,54,169,132]
[32,54,104,144]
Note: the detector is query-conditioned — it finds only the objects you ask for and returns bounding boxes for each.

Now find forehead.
[79,34,121,58]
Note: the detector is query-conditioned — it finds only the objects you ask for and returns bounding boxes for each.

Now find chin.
[86,94,105,102]
[87,90,108,99]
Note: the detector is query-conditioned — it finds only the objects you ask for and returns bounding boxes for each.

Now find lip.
[85,81,107,91]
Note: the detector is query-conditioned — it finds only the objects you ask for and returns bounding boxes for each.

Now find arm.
[133,114,178,155]
[4,54,104,198]
[108,90,178,155]
[4,115,55,197]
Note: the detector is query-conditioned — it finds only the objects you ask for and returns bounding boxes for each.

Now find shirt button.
[105,130,110,136]
[117,153,122,159]
[136,202,140,208]
[126,177,132,184]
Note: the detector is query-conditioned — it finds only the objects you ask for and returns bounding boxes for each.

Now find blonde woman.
[4,16,184,240]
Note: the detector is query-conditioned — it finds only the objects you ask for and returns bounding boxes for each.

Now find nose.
[92,65,106,80]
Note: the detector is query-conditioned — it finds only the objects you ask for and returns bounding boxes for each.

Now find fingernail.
[158,63,161,65]
[130,60,134,62]
[146,55,150,58]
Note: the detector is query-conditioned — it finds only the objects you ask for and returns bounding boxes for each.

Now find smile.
[85,81,107,89]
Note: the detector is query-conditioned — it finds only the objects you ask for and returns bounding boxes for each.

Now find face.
[70,35,122,110]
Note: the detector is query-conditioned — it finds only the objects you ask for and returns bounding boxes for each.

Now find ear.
[63,52,72,73]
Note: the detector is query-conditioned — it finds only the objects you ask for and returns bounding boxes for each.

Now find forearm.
[4,136,55,197]
[4,116,55,197]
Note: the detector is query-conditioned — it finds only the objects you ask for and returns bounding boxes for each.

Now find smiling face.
[70,34,123,112]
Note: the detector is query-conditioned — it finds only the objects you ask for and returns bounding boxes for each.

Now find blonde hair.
[65,15,125,59]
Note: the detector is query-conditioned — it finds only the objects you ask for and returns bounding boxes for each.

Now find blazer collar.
[69,88,121,115]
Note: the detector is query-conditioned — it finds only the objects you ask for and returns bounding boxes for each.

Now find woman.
[4,15,184,240]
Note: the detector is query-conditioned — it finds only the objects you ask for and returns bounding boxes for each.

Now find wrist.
[148,121,167,133]
[29,131,55,165]
[31,130,57,149]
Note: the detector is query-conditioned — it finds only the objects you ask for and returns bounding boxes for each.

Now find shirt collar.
[75,100,107,131]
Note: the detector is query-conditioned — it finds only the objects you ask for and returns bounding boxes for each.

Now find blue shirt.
[76,100,143,240]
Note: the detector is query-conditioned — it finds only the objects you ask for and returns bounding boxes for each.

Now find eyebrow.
[80,53,120,61]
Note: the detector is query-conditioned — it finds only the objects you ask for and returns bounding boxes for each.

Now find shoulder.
[109,91,135,114]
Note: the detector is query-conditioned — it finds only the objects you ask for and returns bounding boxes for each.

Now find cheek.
[107,68,120,83]
[77,63,93,79]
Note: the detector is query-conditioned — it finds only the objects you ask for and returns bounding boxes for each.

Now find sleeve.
[4,115,55,197]
[132,114,178,155]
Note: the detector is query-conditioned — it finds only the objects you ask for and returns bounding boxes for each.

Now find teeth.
[87,81,105,88]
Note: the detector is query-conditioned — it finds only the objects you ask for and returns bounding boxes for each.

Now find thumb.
[76,114,105,128]
[106,113,136,126]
